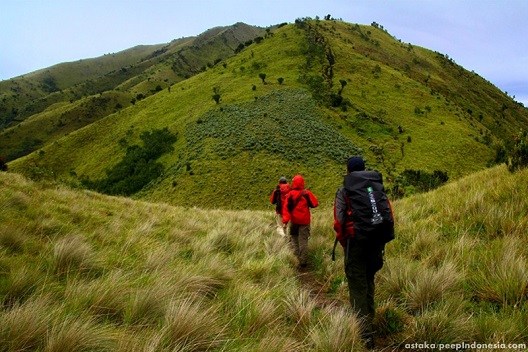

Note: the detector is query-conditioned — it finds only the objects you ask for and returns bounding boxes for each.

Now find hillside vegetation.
[0,22,268,158]
[1,164,527,350]
[3,18,528,210]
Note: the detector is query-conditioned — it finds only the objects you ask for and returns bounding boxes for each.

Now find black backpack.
[332,171,394,260]
[344,171,394,243]
[271,186,282,214]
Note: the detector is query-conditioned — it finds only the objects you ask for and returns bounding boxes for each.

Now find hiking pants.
[289,224,310,265]
[344,239,384,335]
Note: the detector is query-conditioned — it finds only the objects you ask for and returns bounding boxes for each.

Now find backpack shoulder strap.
[293,190,306,208]
[288,190,306,212]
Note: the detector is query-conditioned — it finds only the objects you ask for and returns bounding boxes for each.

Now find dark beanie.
[347,156,365,172]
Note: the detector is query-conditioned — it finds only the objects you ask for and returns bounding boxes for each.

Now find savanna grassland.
[2,164,527,351]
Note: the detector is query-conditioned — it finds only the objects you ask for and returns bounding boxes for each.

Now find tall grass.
[1,165,528,350]
[1,172,350,350]
[308,306,363,351]
[0,296,115,352]
[310,165,528,348]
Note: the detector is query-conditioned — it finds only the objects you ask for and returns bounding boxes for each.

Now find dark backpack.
[344,171,394,242]
[272,186,282,213]
[332,171,394,260]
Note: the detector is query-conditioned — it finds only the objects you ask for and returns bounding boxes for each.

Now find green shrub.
[390,169,448,198]
[83,128,177,196]
[507,129,528,172]
[183,89,361,164]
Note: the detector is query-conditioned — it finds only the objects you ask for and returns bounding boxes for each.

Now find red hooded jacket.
[282,175,318,225]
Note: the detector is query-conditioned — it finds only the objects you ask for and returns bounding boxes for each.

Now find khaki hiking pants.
[289,224,310,266]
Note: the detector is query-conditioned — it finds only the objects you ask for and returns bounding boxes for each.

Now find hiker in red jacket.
[270,176,291,237]
[282,174,318,268]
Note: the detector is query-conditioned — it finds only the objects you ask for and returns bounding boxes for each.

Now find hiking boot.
[365,336,375,350]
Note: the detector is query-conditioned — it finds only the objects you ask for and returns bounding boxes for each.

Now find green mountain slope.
[5,18,528,209]
[0,22,270,159]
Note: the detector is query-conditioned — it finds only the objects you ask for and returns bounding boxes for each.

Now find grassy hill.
[0,22,269,158]
[1,164,527,351]
[3,18,528,210]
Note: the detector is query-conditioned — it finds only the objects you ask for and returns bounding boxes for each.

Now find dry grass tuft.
[53,234,94,276]
[408,298,473,345]
[45,315,115,352]
[374,300,410,337]
[403,261,462,313]
[159,297,224,351]
[65,271,130,323]
[125,286,168,326]
[0,222,28,253]
[471,238,528,306]
[1,265,41,307]
[308,306,363,351]
[283,289,317,332]
[0,296,52,351]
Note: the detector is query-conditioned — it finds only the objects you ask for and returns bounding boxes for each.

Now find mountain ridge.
[2,18,527,209]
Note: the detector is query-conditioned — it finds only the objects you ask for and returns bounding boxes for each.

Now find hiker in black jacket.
[333,156,394,349]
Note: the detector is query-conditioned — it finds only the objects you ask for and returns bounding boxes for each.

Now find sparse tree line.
[211,73,284,104]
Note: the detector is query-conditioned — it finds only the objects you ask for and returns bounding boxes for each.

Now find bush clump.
[83,128,177,196]
[507,129,528,172]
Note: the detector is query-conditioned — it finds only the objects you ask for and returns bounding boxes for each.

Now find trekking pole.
[332,238,338,261]
[345,237,350,263]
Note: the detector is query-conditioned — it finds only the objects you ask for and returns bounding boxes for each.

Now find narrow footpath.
[295,266,401,351]
[295,265,341,309]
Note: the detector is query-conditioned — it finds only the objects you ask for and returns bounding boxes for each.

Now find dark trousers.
[344,239,384,335]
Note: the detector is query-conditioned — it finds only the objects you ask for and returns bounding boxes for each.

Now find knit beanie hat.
[347,156,365,172]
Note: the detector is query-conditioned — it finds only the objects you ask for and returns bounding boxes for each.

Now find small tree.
[212,87,221,104]
[277,77,284,85]
[507,129,528,172]
[235,43,245,54]
[259,73,267,84]
[338,79,347,95]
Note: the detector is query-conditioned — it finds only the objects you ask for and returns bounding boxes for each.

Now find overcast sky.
[1,0,527,106]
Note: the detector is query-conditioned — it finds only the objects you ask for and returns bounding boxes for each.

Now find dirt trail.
[295,266,342,309]
[295,266,399,351]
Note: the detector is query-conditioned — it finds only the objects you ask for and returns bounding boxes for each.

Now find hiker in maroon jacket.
[282,174,318,268]
[270,176,291,237]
